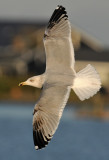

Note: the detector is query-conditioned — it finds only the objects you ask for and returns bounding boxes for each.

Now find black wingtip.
[47,5,68,29]
[33,130,51,150]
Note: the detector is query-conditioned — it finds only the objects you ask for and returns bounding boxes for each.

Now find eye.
[30,79,34,82]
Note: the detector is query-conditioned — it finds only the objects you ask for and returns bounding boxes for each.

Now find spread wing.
[43,5,75,73]
[33,84,71,150]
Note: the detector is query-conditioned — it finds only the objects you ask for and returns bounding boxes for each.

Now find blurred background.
[0,0,109,160]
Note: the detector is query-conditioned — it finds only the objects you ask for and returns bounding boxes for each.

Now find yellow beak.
[19,82,26,86]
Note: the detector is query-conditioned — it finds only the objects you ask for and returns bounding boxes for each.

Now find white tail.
[72,64,101,101]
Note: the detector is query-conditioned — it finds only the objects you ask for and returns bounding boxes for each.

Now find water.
[0,102,109,160]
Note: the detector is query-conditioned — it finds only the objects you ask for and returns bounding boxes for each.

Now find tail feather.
[72,64,101,101]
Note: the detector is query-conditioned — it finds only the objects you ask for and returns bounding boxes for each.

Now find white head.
[19,75,45,88]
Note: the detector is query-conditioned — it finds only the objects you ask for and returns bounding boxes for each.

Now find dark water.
[0,102,109,160]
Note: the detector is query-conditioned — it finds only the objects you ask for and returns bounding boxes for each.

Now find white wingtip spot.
[56,6,59,9]
[35,146,38,150]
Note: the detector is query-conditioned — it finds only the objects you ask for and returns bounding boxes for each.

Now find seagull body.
[19,6,101,150]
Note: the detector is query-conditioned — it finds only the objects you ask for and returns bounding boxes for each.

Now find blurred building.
[0,22,46,76]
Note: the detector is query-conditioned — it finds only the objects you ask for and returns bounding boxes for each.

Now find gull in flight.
[19,5,101,150]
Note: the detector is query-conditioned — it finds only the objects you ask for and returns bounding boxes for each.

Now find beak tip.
[19,83,23,86]
[19,82,26,86]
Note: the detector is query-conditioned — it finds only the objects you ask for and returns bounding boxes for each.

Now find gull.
[19,5,101,150]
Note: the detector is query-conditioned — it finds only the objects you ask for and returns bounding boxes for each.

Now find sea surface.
[0,102,109,160]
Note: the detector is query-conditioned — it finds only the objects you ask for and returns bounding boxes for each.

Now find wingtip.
[34,145,46,151]
[33,129,50,150]
[56,5,65,10]
[35,146,39,150]
[48,5,68,27]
